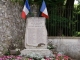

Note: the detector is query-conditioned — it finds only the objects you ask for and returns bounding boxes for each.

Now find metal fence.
[46,7,80,37]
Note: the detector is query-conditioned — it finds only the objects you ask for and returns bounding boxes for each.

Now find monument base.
[20,49,53,58]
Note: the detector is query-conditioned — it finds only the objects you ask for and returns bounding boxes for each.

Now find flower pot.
[10,50,16,55]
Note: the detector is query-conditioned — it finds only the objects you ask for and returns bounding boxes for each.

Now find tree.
[65,0,75,18]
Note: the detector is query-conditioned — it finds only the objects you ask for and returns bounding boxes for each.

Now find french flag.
[21,0,30,20]
[40,0,49,19]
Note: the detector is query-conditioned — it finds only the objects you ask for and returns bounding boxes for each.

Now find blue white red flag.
[40,0,49,19]
[21,0,30,20]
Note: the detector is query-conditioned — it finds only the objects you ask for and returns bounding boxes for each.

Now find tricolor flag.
[40,0,49,19]
[21,0,30,20]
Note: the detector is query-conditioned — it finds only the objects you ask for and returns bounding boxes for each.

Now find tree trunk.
[65,0,74,19]
[63,0,75,36]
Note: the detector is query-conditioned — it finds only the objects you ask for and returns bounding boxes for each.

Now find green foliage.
[4,49,10,56]
[74,32,80,36]
[47,41,55,50]
[46,6,79,36]
[73,4,80,36]
[16,50,21,55]
[77,5,80,14]
[10,0,65,7]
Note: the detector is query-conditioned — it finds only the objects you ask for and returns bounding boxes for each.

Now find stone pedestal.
[20,17,53,57]
[20,49,53,58]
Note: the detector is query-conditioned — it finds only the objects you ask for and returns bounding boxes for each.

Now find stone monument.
[21,17,53,57]
[25,17,47,49]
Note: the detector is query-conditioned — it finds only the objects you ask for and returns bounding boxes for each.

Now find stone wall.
[0,0,25,54]
[48,37,80,60]
[0,0,40,55]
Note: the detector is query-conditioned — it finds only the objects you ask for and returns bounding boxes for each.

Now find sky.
[74,0,78,4]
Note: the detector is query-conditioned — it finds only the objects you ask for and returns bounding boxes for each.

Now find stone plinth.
[20,49,53,58]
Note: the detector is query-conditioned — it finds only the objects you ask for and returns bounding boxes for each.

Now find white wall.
[48,37,80,59]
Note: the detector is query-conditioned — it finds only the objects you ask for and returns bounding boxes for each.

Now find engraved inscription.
[25,17,47,48]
